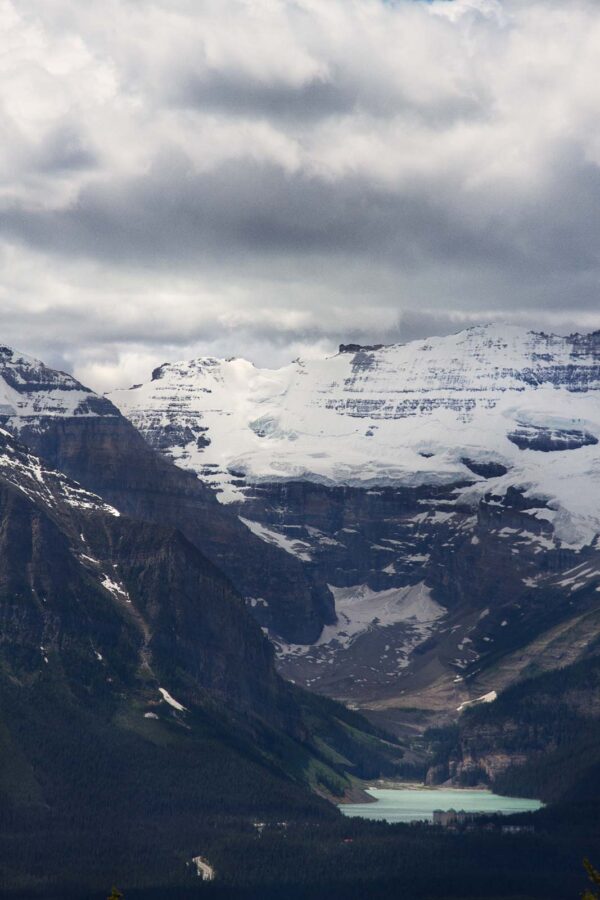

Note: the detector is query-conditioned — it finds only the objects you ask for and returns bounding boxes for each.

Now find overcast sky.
[2,0,600,390]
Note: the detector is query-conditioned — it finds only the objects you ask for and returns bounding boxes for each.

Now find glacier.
[110,324,600,550]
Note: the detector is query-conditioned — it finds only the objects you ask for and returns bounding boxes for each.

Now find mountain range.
[1,326,599,896]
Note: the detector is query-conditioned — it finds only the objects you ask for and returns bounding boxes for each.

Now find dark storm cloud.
[169,68,485,126]
[172,71,356,121]
[5,148,600,305]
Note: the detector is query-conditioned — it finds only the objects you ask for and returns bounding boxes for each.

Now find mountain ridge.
[107,324,600,719]
[0,344,333,643]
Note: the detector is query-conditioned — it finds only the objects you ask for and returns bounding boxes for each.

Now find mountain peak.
[0,343,119,421]
[339,342,386,354]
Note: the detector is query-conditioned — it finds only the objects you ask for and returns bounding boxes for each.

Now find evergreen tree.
[583,859,600,900]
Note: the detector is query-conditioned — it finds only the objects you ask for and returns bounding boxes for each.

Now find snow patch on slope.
[457,691,497,713]
[159,687,187,712]
[239,517,311,561]
[100,574,130,603]
[320,582,445,649]
[0,429,120,518]
[279,582,444,656]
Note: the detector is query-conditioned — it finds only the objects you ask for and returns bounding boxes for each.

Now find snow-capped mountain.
[0,344,118,421]
[110,325,600,717]
[110,325,600,546]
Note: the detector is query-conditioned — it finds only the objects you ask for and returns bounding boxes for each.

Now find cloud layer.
[1,0,600,389]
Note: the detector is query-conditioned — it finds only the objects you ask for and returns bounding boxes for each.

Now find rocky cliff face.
[108,325,600,716]
[425,655,600,802]
[0,346,332,643]
[0,426,294,727]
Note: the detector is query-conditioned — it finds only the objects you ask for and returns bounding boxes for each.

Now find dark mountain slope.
[0,429,284,725]
[0,429,398,894]
[425,652,600,804]
[0,345,333,643]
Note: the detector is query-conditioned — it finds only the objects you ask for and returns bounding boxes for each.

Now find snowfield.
[110,325,600,549]
[316,583,445,651]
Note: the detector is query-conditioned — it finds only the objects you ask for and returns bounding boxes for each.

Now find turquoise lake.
[340,788,543,823]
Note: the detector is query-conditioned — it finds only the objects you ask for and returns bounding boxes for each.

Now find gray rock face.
[234,478,600,717]
[14,415,333,643]
[507,425,598,451]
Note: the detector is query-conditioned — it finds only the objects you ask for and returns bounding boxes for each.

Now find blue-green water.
[340,788,543,823]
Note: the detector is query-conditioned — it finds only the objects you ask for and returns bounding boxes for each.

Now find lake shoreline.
[371,780,493,793]
[339,787,543,823]
[338,780,496,804]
